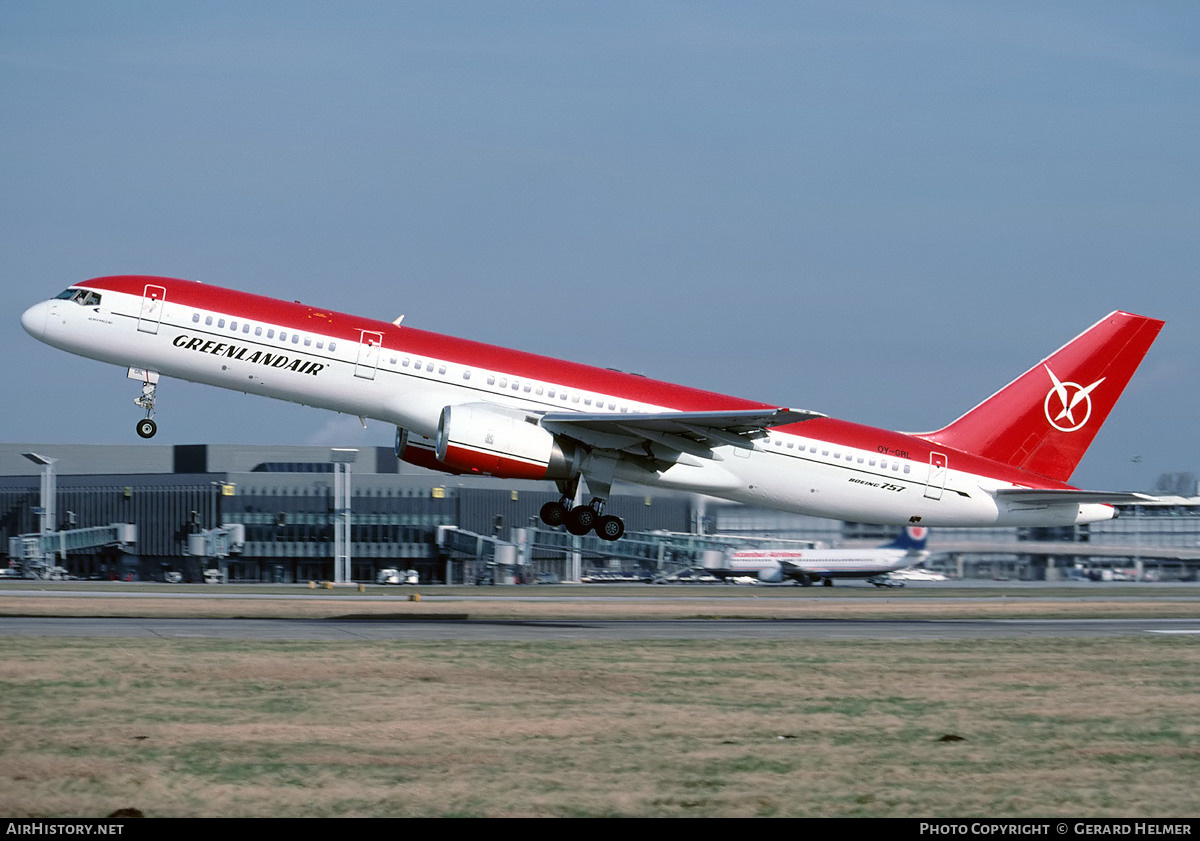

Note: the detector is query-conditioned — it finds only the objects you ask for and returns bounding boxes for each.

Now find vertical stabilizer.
[882,526,929,551]
[921,312,1163,483]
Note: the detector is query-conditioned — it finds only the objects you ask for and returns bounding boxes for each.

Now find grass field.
[1,584,1198,817]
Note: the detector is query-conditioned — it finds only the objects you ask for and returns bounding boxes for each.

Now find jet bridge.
[8,523,137,579]
[436,524,821,584]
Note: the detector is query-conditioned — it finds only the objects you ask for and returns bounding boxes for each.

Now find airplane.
[702,526,931,587]
[21,275,1164,542]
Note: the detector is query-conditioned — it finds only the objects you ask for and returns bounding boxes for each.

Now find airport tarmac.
[1,615,1198,641]
[3,581,1198,640]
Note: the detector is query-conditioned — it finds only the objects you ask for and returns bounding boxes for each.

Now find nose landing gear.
[132,374,158,439]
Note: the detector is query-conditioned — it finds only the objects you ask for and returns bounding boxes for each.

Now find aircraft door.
[355,330,384,380]
[137,284,167,334]
[924,452,948,500]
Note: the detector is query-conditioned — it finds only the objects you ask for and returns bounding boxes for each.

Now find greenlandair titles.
[172,334,326,375]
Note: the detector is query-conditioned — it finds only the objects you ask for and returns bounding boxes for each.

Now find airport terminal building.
[1,442,1197,583]
[0,443,695,583]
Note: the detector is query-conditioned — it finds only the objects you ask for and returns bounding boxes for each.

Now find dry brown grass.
[2,584,1197,817]
[1,633,1198,817]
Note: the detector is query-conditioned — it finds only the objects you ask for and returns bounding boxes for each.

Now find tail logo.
[1043,365,1106,433]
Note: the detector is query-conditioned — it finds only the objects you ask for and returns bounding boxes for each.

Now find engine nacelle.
[434,403,578,480]
[395,427,464,475]
[757,560,784,584]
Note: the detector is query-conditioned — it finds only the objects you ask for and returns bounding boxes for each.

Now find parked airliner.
[21,276,1163,541]
[703,527,931,587]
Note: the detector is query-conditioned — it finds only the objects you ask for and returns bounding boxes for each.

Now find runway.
[1,615,1198,641]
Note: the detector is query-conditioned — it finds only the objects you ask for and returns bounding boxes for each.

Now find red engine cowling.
[433,403,578,480]
[395,427,463,475]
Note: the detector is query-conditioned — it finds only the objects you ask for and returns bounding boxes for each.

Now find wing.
[993,489,1157,505]
[540,407,823,465]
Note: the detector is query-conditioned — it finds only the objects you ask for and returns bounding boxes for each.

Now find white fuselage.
[723,547,929,579]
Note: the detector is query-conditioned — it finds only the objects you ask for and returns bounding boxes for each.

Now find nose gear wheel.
[133,380,158,438]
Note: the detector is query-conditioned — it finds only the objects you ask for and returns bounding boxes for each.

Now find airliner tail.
[922,312,1163,483]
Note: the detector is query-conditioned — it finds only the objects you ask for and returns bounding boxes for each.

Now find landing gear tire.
[595,515,625,542]
[539,501,568,527]
[565,506,597,536]
[136,418,157,439]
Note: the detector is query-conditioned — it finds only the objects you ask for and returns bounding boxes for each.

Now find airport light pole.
[330,449,358,584]
[21,452,57,577]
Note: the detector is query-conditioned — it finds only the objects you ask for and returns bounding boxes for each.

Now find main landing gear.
[539,498,625,542]
[134,379,158,439]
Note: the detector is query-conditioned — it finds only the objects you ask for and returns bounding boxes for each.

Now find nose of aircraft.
[21,301,48,340]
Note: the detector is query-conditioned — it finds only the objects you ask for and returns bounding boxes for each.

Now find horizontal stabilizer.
[993,488,1157,506]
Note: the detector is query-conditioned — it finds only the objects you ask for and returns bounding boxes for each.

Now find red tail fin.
[922,311,1163,483]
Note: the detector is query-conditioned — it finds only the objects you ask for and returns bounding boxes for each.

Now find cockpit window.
[54,288,102,306]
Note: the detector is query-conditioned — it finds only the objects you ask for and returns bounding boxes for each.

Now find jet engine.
[395,427,462,474]
[757,560,784,584]
[433,403,578,480]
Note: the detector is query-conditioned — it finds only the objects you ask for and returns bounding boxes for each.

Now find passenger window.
[206,316,213,326]
[192,313,200,323]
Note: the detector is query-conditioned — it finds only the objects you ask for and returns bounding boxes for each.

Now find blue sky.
[3,2,1197,491]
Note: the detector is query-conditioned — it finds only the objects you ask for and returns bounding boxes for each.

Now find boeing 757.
[21,276,1163,541]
